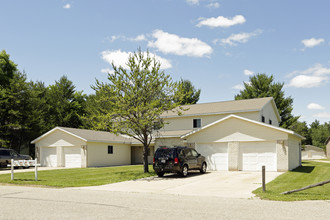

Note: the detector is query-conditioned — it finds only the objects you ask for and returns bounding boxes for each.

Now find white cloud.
[288,75,327,88]
[101,68,114,75]
[244,69,254,76]
[313,112,330,118]
[132,34,147,41]
[186,0,199,5]
[307,103,325,110]
[299,63,330,76]
[63,4,71,9]
[301,38,325,48]
[108,35,120,42]
[101,50,172,69]
[288,64,330,88]
[196,15,245,28]
[148,29,213,57]
[107,34,147,43]
[206,2,220,9]
[232,84,244,90]
[218,30,262,46]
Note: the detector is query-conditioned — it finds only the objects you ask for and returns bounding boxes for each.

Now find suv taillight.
[153,157,155,164]
[174,157,179,164]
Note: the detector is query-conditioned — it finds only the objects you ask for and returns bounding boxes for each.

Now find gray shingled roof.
[154,129,192,138]
[57,127,136,144]
[162,97,274,117]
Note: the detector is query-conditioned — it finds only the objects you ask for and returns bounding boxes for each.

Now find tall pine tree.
[235,73,299,128]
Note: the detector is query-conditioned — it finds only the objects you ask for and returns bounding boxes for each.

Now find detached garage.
[32,127,137,168]
[183,115,304,172]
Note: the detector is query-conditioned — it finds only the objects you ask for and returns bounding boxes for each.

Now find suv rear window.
[155,148,175,159]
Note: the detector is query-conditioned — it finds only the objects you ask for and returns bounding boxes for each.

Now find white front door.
[40,147,57,167]
[240,141,277,171]
[196,143,228,171]
[64,147,81,168]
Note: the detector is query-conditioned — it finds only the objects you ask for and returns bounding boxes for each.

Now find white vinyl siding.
[163,112,260,131]
[87,143,131,167]
[288,138,301,170]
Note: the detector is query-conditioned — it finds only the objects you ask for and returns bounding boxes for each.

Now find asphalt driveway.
[76,171,283,198]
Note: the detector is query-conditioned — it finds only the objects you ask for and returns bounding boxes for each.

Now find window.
[269,119,272,125]
[261,116,265,123]
[193,119,201,128]
[108,145,113,154]
[184,149,192,157]
[9,150,18,157]
[191,149,199,157]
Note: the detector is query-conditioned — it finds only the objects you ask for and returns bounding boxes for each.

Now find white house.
[32,97,304,171]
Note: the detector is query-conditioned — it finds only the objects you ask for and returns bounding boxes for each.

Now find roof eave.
[181,114,304,140]
[162,109,261,119]
[31,127,87,144]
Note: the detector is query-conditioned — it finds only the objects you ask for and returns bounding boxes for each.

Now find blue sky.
[1,0,330,125]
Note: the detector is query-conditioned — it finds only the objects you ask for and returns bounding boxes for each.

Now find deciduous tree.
[309,120,330,149]
[92,49,181,172]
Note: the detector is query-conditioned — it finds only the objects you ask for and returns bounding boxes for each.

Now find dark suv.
[153,147,207,177]
[0,148,33,168]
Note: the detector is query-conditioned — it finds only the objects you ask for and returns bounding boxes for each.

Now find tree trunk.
[281,180,330,195]
[143,144,149,173]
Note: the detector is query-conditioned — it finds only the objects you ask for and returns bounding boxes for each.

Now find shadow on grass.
[12,179,43,182]
[291,165,315,173]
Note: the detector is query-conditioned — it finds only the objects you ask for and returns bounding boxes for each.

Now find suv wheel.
[200,162,207,174]
[156,172,164,177]
[179,165,188,177]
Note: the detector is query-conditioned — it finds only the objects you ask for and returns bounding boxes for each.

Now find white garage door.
[64,147,81,168]
[40,147,57,167]
[196,143,228,171]
[240,142,277,171]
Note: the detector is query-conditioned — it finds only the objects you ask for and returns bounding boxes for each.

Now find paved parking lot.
[76,171,283,198]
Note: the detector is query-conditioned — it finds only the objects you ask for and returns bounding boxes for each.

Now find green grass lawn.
[0,165,155,188]
[319,159,330,161]
[253,161,330,201]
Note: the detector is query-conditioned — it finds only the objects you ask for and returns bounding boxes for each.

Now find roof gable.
[262,97,281,122]
[31,127,86,144]
[181,114,304,140]
[31,127,135,144]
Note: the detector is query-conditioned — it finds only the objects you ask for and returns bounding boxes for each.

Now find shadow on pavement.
[134,171,211,182]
